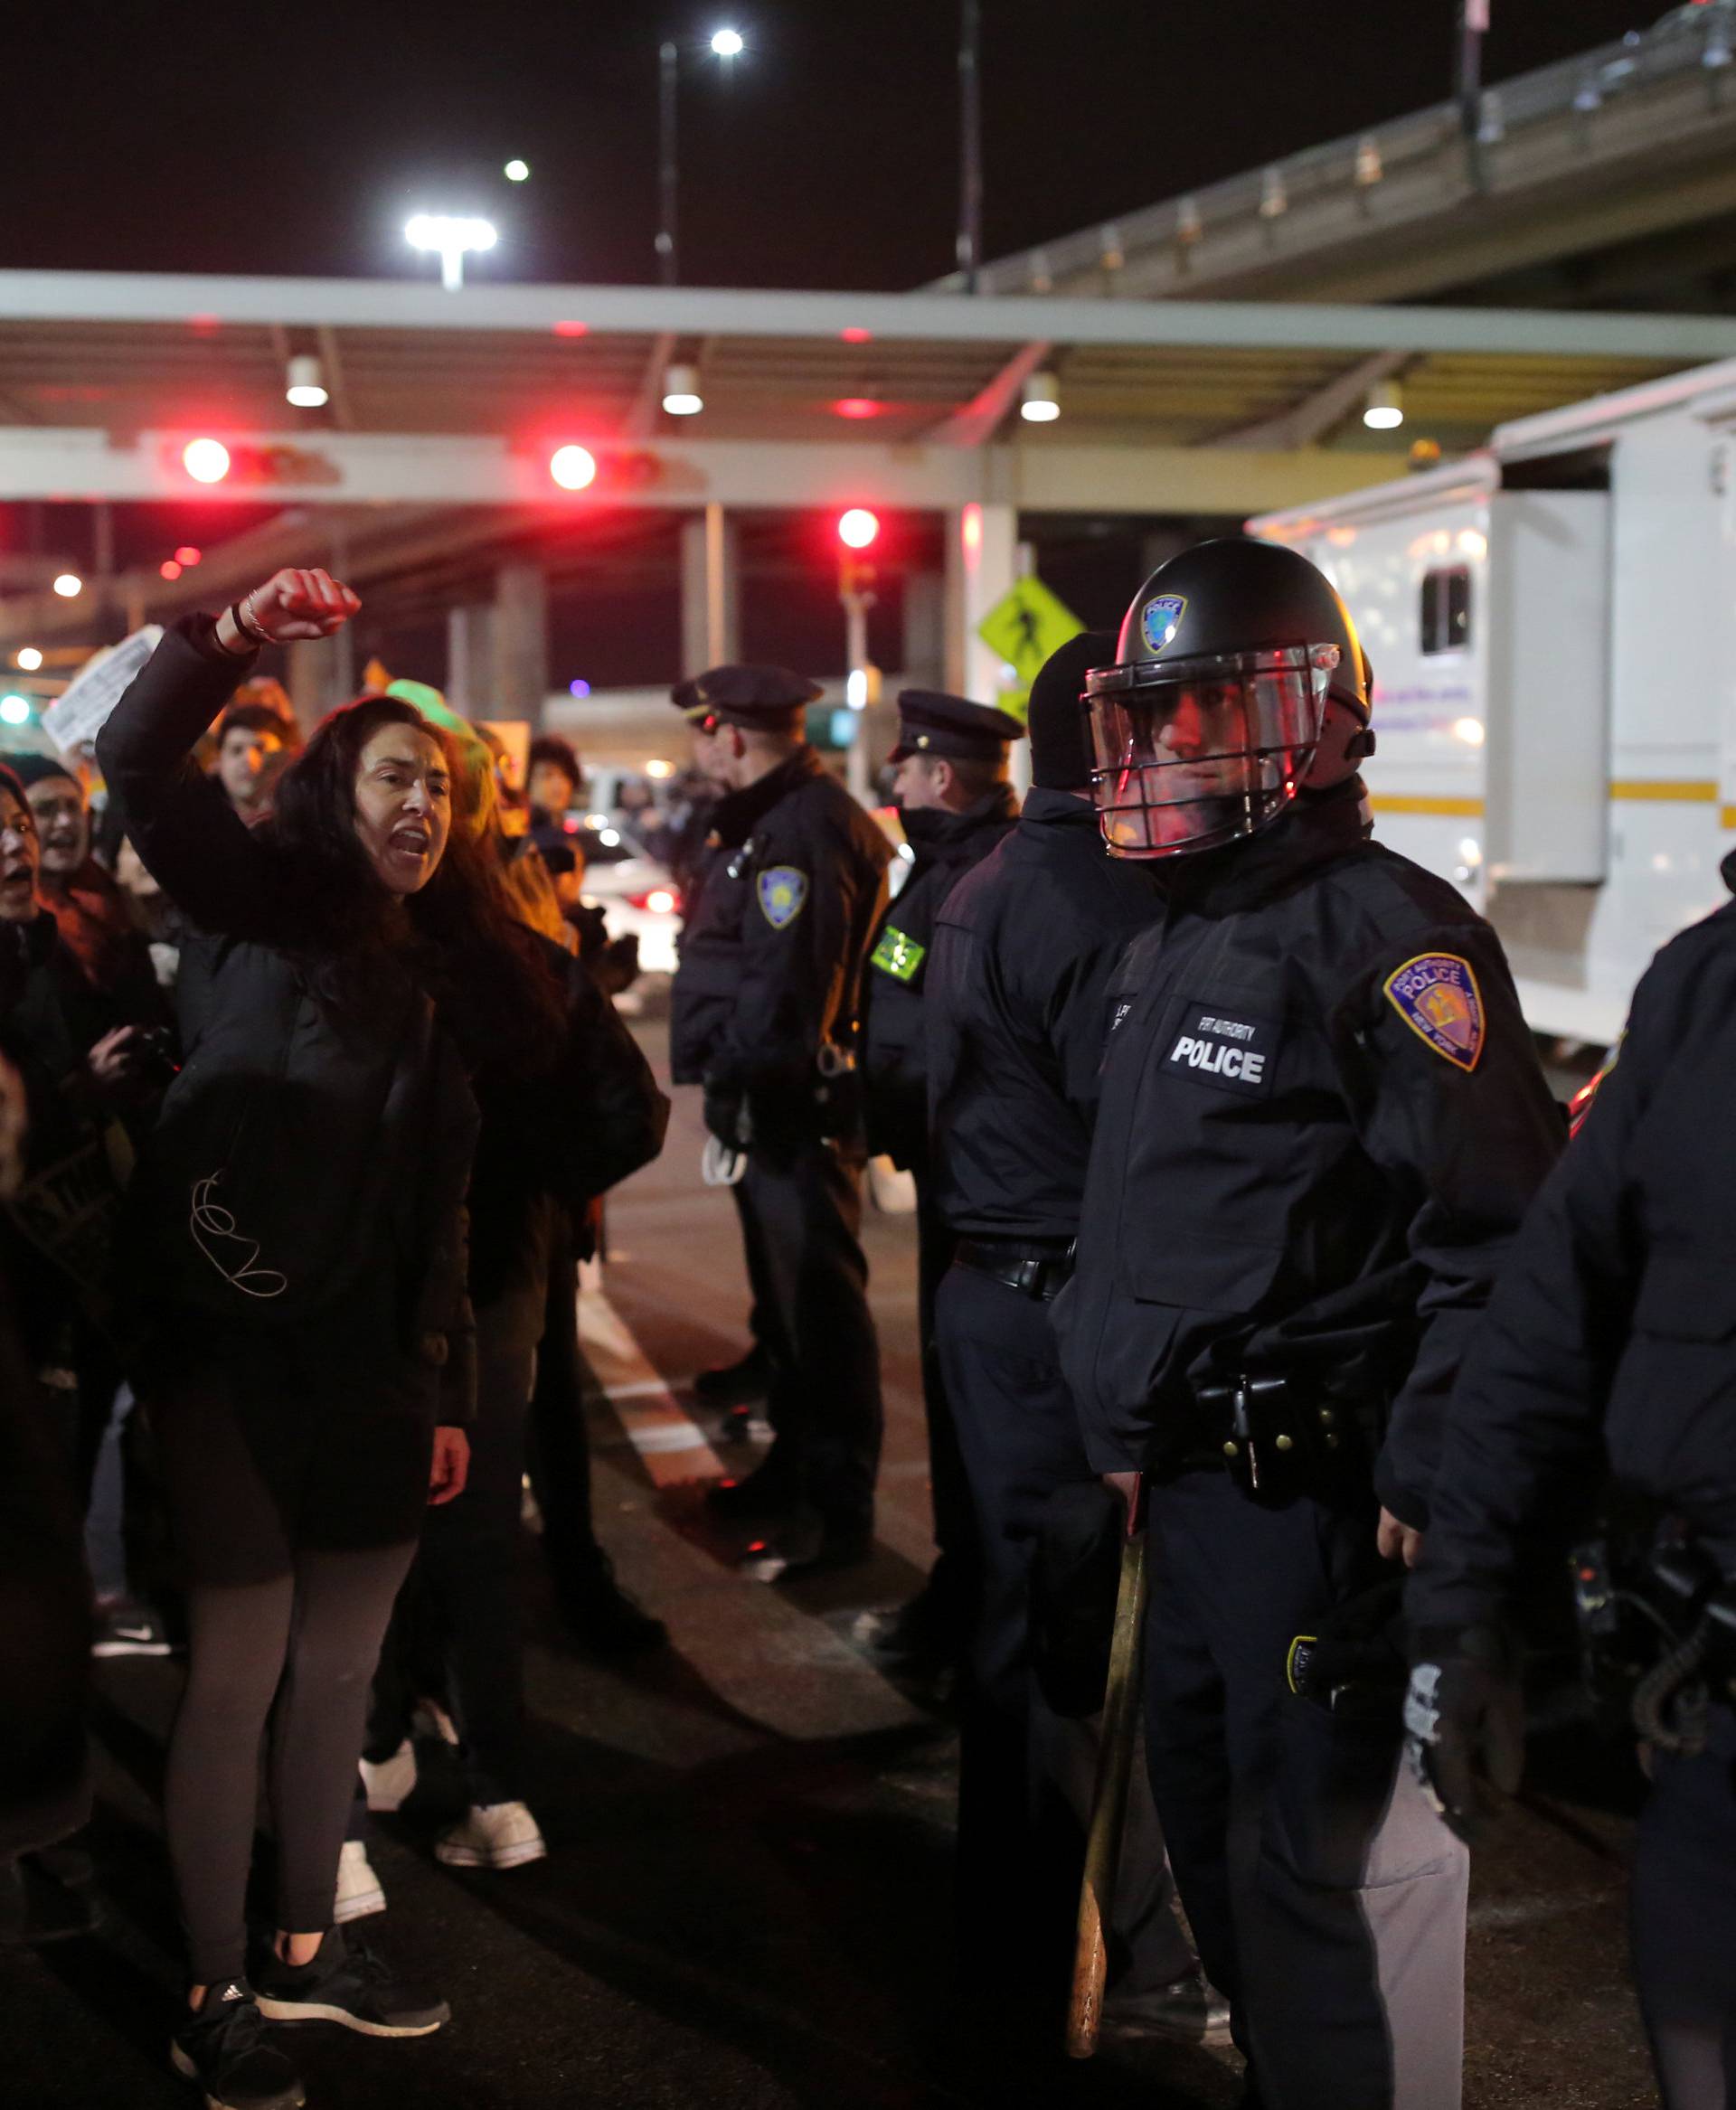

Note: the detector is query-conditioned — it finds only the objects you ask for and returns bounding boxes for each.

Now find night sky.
[0,1,1692,692]
[2,1,1665,290]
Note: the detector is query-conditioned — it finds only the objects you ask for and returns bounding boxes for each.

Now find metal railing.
[931,1,1736,297]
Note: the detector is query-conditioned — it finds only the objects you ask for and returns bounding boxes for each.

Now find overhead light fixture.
[1354,135,1383,185]
[52,573,82,598]
[662,362,703,416]
[0,694,31,725]
[285,353,328,409]
[1021,371,1061,423]
[710,26,744,57]
[1363,381,1404,431]
[504,158,531,182]
[14,647,42,671]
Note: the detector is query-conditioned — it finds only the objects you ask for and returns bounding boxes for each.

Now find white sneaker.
[334,1838,386,1923]
[358,1739,417,1813]
[434,1802,547,1870]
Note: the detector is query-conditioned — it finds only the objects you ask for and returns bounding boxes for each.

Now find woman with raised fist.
[98,570,558,2110]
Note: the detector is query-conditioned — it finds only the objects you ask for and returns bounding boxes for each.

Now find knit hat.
[1028,631,1115,792]
[4,750,79,790]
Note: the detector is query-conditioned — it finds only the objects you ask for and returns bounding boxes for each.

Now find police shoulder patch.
[1382,952,1485,1072]
[757,866,808,929]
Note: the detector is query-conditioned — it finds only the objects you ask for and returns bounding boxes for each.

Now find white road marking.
[578,1286,728,1487]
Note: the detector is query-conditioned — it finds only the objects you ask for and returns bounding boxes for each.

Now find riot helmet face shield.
[1085,642,1338,859]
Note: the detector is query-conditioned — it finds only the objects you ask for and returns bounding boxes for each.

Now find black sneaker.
[171,1980,304,2110]
[556,1552,668,1655]
[693,1346,774,1408]
[253,1929,448,2038]
[93,1601,175,1657]
[705,1449,800,1521]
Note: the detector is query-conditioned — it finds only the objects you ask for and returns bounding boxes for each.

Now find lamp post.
[405,214,497,292]
[656,27,745,285]
[958,0,983,291]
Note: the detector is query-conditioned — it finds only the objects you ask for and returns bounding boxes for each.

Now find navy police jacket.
[1053,781,1563,1525]
[669,746,890,1138]
[927,787,1162,1243]
[1411,858,1736,1633]
[860,784,1018,1171]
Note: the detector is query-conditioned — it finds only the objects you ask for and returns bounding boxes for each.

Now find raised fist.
[218,568,361,654]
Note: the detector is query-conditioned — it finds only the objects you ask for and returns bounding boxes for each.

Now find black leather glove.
[703,1084,747,1151]
[1403,1623,1525,1844]
[1288,1578,1408,1716]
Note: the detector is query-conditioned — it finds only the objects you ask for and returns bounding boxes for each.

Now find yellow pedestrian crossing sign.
[976,577,1083,723]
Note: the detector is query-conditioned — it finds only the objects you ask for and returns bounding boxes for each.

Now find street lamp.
[405,213,497,291]
[657,28,747,285]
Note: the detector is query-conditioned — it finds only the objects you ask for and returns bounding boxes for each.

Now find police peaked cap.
[672,664,823,729]
[888,689,1025,765]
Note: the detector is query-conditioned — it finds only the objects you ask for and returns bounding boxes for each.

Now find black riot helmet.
[1084,537,1371,860]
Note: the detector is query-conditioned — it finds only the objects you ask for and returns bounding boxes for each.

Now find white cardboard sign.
[41,626,163,755]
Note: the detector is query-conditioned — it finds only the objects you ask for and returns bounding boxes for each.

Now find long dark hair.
[266,694,563,1073]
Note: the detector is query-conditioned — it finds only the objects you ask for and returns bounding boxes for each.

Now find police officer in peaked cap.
[1054,539,1564,2106]
[857,689,1023,1671]
[1405,859,1736,2108]
[926,637,1219,2024]
[667,664,893,1577]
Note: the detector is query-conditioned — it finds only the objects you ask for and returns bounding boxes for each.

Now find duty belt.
[955,1236,1076,1301]
[1165,1371,1363,1504]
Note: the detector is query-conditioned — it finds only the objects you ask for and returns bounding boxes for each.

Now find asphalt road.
[0,1004,1658,2110]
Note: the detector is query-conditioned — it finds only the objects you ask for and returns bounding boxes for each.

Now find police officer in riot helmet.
[859,690,1023,1671]
[668,665,892,1578]
[1057,538,1563,2108]
[1406,875,1736,2108]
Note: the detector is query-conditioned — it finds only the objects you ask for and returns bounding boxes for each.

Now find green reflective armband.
[871,926,926,984]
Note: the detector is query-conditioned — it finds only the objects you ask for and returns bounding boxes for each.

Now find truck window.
[1420,565,1471,655]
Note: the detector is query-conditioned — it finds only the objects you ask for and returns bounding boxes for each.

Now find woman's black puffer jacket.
[97,617,479,1418]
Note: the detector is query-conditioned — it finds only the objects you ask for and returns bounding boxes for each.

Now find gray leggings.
[151,1361,433,1983]
[166,1544,416,1983]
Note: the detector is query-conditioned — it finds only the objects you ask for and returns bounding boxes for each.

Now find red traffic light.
[837,507,879,551]
[549,444,597,492]
[182,438,231,484]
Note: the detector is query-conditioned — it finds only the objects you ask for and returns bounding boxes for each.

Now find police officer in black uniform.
[1406,887,1736,2110]
[926,636,1211,2026]
[860,689,1022,1667]
[668,665,892,1576]
[1057,540,1564,2108]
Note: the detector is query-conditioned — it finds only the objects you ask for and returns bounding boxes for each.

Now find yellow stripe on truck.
[1367,795,1486,817]
[1608,779,1718,802]
[1373,785,1736,824]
